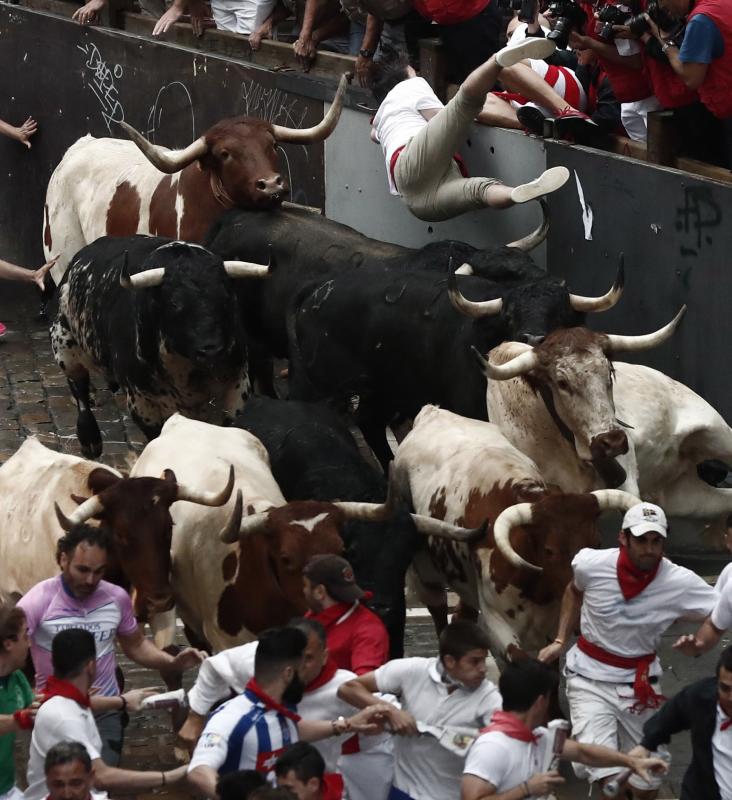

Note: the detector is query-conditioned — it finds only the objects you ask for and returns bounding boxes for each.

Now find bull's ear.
[162,468,178,484]
[71,494,88,506]
[88,467,121,494]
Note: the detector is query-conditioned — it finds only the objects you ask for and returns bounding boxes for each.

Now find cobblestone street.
[1,280,729,799]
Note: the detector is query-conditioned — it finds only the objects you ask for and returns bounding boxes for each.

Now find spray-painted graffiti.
[675,186,722,257]
[77,41,124,132]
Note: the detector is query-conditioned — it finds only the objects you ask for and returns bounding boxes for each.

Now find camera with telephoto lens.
[546,0,587,48]
[496,0,538,21]
[595,2,633,41]
[627,0,680,36]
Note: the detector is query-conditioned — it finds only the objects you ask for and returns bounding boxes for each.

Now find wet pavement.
[2,281,730,798]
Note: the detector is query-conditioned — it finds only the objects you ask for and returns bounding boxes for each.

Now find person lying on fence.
[0,117,37,149]
[368,41,571,222]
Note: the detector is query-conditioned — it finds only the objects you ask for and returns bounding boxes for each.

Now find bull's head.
[120,74,350,211]
[450,255,625,345]
[490,489,639,595]
[119,243,268,368]
[54,465,235,621]
[473,307,686,487]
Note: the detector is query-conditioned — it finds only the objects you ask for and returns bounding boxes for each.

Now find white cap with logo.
[621,502,668,538]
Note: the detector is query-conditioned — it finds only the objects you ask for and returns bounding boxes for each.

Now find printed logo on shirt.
[256,748,285,773]
[198,734,224,749]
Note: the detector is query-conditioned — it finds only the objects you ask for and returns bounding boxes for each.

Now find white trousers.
[620,96,663,142]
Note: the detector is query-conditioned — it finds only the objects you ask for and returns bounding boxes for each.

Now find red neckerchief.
[722,717,732,732]
[480,711,539,743]
[41,676,91,709]
[616,545,661,601]
[305,593,375,630]
[244,679,301,723]
[577,637,665,712]
[323,773,344,800]
[306,657,339,692]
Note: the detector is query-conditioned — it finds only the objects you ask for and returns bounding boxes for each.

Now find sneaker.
[496,37,556,68]
[510,166,570,204]
[516,104,547,136]
[553,107,598,142]
[0,322,6,337]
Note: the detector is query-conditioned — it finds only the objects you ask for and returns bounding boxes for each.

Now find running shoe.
[516,105,547,136]
[510,166,571,204]
[496,37,557,68]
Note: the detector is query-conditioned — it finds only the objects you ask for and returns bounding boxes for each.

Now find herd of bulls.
[7,73,732,663]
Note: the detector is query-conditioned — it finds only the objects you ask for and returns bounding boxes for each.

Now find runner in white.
[338,621,501,800]
[462,659,668,799]
[187,627,389,798]
[539,501,717,799]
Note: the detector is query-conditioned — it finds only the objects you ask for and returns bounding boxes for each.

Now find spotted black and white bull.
[287,262,624,467]
[43,75,350,285]
[51,235,268,457]
[232,396,465,658]
[394,405,640,660]
[0,436,233,622]
[133,414,478,652]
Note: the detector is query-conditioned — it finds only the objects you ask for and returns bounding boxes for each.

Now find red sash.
[577,636,665,711]
[480,710,540,743]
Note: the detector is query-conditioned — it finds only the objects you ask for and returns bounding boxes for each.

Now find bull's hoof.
[78,411,103,459]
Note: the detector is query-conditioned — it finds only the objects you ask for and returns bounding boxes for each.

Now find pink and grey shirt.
[18,575,137,696]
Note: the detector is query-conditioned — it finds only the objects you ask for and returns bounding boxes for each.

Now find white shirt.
[374,657,502,800]
[463,726,551,794]
[25,696,105,800]
[371,77,443,196]
[713,704,732,800]
[189,688,299,779]
[566,548,716,683]
[187,642,355,771]
[712,564,732,630]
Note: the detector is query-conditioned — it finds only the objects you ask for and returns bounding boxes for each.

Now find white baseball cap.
[621,502,668,538]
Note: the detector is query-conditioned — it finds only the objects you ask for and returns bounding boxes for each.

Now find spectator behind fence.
[18,523,205,766]
[644,0,732,167]
[44,742,95,800]
[369,42,570,223]
[25,628,188,800]
[0,117,37,149]
[0,602,35,800]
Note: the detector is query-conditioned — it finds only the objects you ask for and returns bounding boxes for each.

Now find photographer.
[566,0,659,140]
[643,0,732,166]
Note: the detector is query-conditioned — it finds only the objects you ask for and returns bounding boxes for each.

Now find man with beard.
[187,627,390,797]
[337,620,502,800]
[539,502,717,799]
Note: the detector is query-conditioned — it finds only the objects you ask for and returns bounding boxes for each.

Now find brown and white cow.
[394,405,639,659]
[133,413,477,652]
[446,285,686,493]
[0,437,233,621]
[43,74,350,284]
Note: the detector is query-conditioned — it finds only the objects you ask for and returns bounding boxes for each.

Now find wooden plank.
[418,37,447,102]
[674,156,732,186]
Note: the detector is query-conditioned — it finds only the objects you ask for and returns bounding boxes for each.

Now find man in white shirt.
[187,627,389,797]
[462,659,669,799]
[338,620,502,800]
[179,618,388,799]
[25,628,187,800]
[539,501,717,798]
[369,38,570,222]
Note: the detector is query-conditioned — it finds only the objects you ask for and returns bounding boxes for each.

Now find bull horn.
[334,466,397,521]
[448,269,503,318]
[119,121,208,173]
[219,490,244,544]
[224,258,270,279]
[454,263,474,276]
[604,306,686,354]
[472,345,539,381]
[506,198,549,251]
[237,509,272,538]
[569,255,625,313]
[492,503,542,572]
[272,73,350,144]
[176,465,235,506]
[55,495,104,530]
[591,489,641,512]
[412,515,487,543]
[120,266,165,290]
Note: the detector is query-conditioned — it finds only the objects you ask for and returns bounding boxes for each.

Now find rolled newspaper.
[141,688,187,710]
[536,719,570,800]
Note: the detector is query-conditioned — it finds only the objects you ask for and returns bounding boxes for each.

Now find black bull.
[232,396,421,658]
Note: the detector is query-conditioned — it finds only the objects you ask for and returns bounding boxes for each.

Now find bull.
[393,405,639,659]
[50,235,268,457]
[287,263,624,467]
[133,413,479,652]
[0,436,233,622]
[43,74,350,284]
